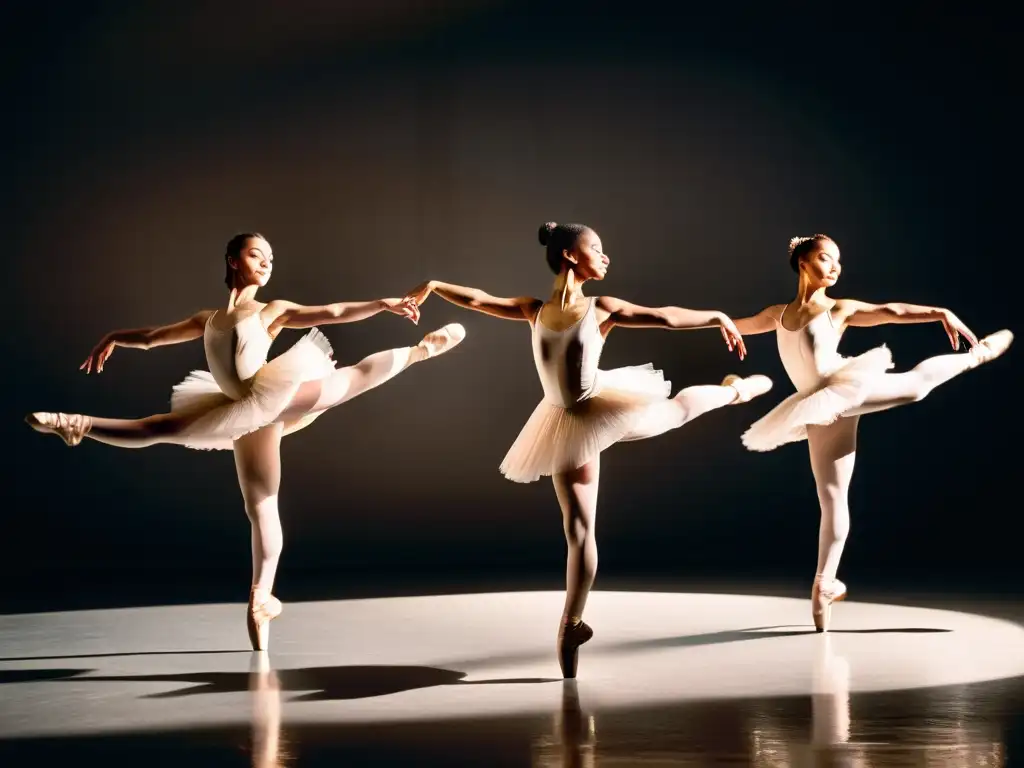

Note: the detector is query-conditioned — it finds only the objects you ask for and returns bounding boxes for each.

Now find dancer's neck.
[229,284,261,310]
[550,268,587,311]
[794,274,830,308]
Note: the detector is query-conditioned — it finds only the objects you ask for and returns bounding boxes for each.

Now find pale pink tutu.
[169,329,337,450]
[500,363,672,483]
[741,345,894,452]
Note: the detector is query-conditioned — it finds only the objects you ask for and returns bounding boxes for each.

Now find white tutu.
[741,345,894,452]
[169,329,337,450]
[499,363,672,483]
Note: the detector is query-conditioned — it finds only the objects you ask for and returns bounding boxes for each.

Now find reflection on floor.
[2,590,1023,766]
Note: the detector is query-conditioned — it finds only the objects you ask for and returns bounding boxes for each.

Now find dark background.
[3,1,1018,611]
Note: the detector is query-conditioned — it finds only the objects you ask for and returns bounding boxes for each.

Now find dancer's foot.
[25,412,92,446]
[247,587,283,651]
[557,616,594,679]
[722,374,773,404]
[412,323,467,363]
[970,329,1013,367]
[811,575,847,633]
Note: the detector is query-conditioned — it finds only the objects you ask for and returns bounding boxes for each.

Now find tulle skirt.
[499,364,673,483]
[168,329,337,450]
[741,345,894,452]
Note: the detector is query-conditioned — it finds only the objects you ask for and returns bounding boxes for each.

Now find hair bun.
[538,221,558,246]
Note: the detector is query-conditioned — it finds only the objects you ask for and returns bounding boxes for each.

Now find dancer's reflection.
[811,635,851,750]
[249,652,288,768]
[749,636,855,767]
[533,680,597,768]
[807,635,872,768]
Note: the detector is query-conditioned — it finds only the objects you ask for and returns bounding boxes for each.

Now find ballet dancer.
[404,221,773,677]
[731,234,1013,631]
[26,232,466,650]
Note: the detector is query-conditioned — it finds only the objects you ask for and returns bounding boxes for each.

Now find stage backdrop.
[3,2,1017,607]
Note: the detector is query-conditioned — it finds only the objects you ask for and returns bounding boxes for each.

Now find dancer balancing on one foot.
[403,221,773,678]
[731,234,1013,632]
[26,232,466,650]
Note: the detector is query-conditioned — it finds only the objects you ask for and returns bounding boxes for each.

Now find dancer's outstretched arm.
[597,296,747,360]
[81,309,214,374]
[833,299,979,350]
[264,297,420,333]
[404,280,541,321]
[732,305,786,336]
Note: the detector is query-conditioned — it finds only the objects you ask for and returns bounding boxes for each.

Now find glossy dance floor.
[3,590,1024,765]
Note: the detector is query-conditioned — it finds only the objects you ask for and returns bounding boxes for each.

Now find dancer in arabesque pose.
[404,221,773,677]
[27,232,467,650]
[731,234,1012,631]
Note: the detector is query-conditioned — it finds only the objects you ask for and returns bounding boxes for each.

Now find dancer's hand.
[381,297,421,324]
[941,310,978,350]
[404,280,435,307]
[80,336,115,374]
[718,315,747,360]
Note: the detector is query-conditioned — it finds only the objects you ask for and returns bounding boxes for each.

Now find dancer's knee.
[243,493,279,522]
[906,370,937,403]
[143,412,191,439]
[563,514,593,549]
[816,488,850,534]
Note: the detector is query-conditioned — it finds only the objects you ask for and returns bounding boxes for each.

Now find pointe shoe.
[557,618,594,679]
[25,412,92,446]
[970,329,1013,366]
[417,323,467,360]
[722,374,773,404]
[247,588,283,651]
[812,575,847,633]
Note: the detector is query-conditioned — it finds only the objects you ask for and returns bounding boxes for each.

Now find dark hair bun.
[538,221,557,246]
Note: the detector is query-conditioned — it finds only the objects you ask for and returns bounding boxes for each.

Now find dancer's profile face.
[566,229,610,281]
[802,239,841,288]
[235,237,274,288]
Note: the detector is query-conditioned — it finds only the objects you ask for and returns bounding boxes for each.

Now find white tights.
[556,382,743,620]
[233,424,285,595]
[227,346,417,598]
[78,347,415,448]
[810,347,986,582]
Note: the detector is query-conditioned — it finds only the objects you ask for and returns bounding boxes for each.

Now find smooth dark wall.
[4,2,1018,598]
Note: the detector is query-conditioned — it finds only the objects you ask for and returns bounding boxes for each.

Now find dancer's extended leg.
[846,329,1013,417]
[282,323,464,418]
[26,324,465,448]
[620,374,773,441]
